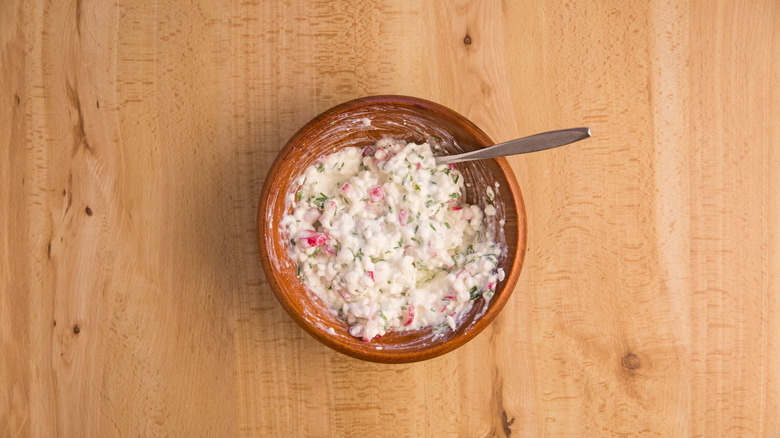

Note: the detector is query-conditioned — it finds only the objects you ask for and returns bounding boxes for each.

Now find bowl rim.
[258,94,527,363]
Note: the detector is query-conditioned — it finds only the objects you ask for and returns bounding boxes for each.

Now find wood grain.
[1,0,778,436]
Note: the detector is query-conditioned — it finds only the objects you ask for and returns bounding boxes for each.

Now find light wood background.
[2,0,778,436]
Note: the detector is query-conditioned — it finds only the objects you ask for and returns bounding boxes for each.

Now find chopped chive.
[313,193,328,209]
[445,222,450,229]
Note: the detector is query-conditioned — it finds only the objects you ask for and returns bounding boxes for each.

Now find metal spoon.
[434,127,591,165]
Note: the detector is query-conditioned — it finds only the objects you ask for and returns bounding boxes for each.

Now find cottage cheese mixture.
[283,138,505,342]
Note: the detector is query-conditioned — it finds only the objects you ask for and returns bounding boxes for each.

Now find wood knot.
[73,325,81,334]
[463,34,472,45]
[502,410,515,436]
[621,353,640,369]
[85,206,93,216]
[15,95,21,106]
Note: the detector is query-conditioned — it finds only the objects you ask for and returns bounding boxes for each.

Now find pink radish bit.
[299,231,329,248]
[369,186,385,202]
[403,304,415,326]
[399,209,408,226]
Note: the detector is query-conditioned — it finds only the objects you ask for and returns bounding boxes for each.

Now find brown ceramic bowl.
[258,95,526,363]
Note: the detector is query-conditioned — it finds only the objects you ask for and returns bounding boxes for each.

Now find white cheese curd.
[283,139,505,342]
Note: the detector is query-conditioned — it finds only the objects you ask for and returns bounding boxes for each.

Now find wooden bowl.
[258,95,526,363]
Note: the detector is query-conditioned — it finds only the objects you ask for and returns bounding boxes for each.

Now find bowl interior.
[259,96,526,363]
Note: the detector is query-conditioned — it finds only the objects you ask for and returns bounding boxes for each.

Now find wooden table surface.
[2,0,779,436]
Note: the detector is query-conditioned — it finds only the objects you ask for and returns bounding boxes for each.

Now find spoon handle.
[435,127,591,165]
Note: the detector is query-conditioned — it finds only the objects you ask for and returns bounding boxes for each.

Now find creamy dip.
[283,138,505,342]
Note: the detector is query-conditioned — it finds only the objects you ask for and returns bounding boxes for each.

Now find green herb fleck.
[445,222,451,229]
[317,163,324,173]
[296,190,303,201]
[469,286,481,300]
[313,193,328,209]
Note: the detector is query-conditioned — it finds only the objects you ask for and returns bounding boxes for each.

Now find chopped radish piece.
[338,289,352,300]
[325,244,336,255]
[299,232,328,248]
[403,304,415,326]
[362,146,375,157]
[416,163,421,170]
[349,325,364,338]
[341,183,351,193]
[367,271,375,282]
[303,208,320,223]
[488,283,495,291]
[451,206,462,211]
[448,163,456,170]
[369,186,385,202]
[375,149,387,159]
[399,209,408,226]
[455,269,471,279]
